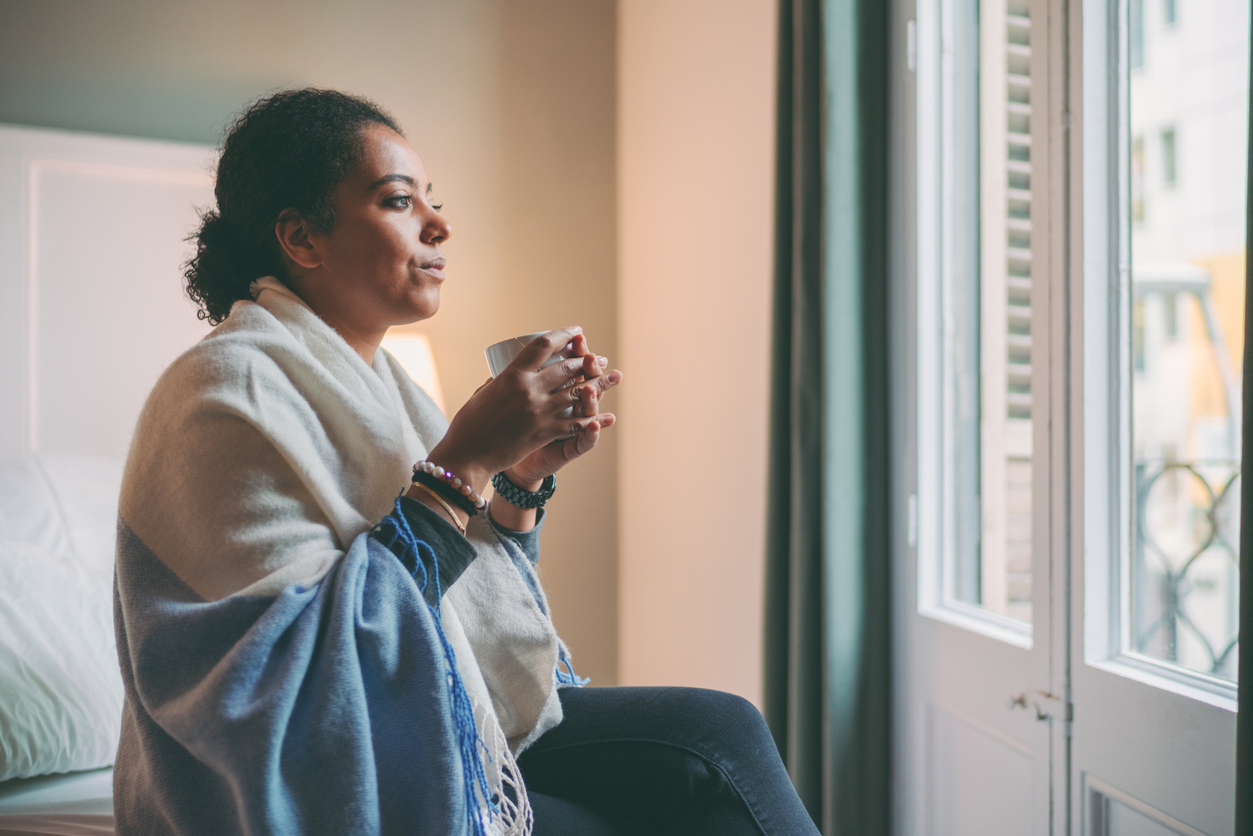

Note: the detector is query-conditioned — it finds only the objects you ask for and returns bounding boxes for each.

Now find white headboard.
[0,125,217,462]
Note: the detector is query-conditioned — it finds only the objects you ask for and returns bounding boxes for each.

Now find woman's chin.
[390,293,440,326]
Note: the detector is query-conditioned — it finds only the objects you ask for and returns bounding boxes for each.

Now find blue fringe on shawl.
[370,497,497,835]
[113,513,489,836]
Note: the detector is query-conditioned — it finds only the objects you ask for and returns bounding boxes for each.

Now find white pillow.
[0,539,123,781]
[0,455,124,782]
[0,456,121,582]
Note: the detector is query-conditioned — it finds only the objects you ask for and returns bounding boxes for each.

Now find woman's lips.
[418,257,446,278]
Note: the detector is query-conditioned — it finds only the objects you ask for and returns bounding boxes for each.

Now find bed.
[0,124,215,835]
[0,769,115,835]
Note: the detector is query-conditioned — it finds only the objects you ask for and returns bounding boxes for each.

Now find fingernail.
[597,356,607,365]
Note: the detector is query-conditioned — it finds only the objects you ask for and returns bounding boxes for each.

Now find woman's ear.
[275,209,323,271]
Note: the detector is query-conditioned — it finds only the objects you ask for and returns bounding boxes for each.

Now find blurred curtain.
[1237,15,1253,830]
[763,0,891,833]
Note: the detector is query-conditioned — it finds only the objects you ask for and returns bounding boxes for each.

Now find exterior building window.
[1132,136,1146,223]
[1161,127,1177,188]
[1131,0,1146,69]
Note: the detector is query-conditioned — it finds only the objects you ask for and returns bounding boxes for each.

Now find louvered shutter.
[979,0,1033,620]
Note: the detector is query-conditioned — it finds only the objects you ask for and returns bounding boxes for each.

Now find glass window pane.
[1127,0,1246,681]
[940,0,1034,625]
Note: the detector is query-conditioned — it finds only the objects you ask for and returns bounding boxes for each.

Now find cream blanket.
[118,276,569,833]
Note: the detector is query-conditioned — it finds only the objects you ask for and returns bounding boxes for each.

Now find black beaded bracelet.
[491,471,557,510]
[412,470,479,516]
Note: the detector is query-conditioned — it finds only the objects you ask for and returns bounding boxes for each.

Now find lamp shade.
[380,332,445,414]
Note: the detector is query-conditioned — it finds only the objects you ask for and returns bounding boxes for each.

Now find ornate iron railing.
[1134,459,1241,679]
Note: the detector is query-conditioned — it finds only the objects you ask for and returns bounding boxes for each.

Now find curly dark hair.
[184,88,402,324]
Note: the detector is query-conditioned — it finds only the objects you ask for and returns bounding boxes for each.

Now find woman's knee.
[641,688,776,760]
[548,685,778,764]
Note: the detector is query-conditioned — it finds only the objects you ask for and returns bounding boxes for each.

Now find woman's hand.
[424,327,618,497]
[504,354,621,489]
[489,341,621,533]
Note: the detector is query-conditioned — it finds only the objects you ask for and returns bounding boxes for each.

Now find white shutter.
[979,0,1033,620]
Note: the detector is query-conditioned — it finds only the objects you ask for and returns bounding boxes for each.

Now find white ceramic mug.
[485,331,580,417]
[484,331,575,378]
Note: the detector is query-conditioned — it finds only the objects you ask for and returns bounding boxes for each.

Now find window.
[1131,0,1146,69]
[1124,0,1243,684]
[1160,127,1176,188]
[1132,135,1146,223]
[916,0,1036,633]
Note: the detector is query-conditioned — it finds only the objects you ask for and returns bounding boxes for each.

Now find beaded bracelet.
[412,460,489,516]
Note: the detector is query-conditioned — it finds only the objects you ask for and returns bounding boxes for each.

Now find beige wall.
[0,0,620,685]
[617,0,777,704]
[0,0,780,695]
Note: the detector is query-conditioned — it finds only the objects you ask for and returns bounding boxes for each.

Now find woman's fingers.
[582,384,597,417]
[569,412,615,454]
[571,420,600,456]
[559,373,616,418]
[541,361,621,400]
[581,352,606,379]
[566,411,615,437]
[539,356,592,391]
[536,352,607,390]
[582,368,621,397]
[514,326,584,372]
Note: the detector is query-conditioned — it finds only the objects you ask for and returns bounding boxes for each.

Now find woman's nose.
[422,210,452,245]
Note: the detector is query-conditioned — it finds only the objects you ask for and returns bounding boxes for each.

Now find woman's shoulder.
[137,301,308,430]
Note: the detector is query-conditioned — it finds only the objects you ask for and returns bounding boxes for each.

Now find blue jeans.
[517,686,821,836]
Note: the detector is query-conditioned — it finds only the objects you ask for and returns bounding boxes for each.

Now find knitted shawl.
[113,277,567,835]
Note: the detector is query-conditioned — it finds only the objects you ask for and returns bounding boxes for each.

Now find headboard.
[0,124,216,463]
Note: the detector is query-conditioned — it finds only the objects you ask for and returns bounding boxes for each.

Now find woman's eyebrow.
[367,173,418,190]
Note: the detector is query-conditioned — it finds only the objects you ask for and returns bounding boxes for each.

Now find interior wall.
[617,0,777,705]
[0,0,620,685]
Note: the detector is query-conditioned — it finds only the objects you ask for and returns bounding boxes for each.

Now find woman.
[114,88,817,836]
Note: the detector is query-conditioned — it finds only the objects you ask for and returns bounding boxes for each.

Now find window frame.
[1080,0,1240,711]
[914,0,1037,647]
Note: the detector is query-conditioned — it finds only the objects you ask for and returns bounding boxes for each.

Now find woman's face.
[296,123,452,334]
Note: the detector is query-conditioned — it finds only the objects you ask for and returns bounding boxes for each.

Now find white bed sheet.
[0,768,114,835]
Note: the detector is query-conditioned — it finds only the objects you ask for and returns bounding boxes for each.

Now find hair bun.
[184,210,273,323]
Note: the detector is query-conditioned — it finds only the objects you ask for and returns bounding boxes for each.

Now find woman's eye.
[385,194,413,209]
[431,202,444,212]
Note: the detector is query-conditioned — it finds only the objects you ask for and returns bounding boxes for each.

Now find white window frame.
[1080,0,1239,712]
[915,0,1037,647]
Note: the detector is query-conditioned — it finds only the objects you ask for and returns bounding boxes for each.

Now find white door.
[897,0,1064,833]
[1070,0,1241,832]
[896,0,1241,833]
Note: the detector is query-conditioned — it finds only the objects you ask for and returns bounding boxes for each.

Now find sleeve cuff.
[488,506,546,565]
[385,496,479,606]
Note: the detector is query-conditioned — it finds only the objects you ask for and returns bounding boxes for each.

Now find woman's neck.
[324,317,384,367]
[286,274,385,366]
